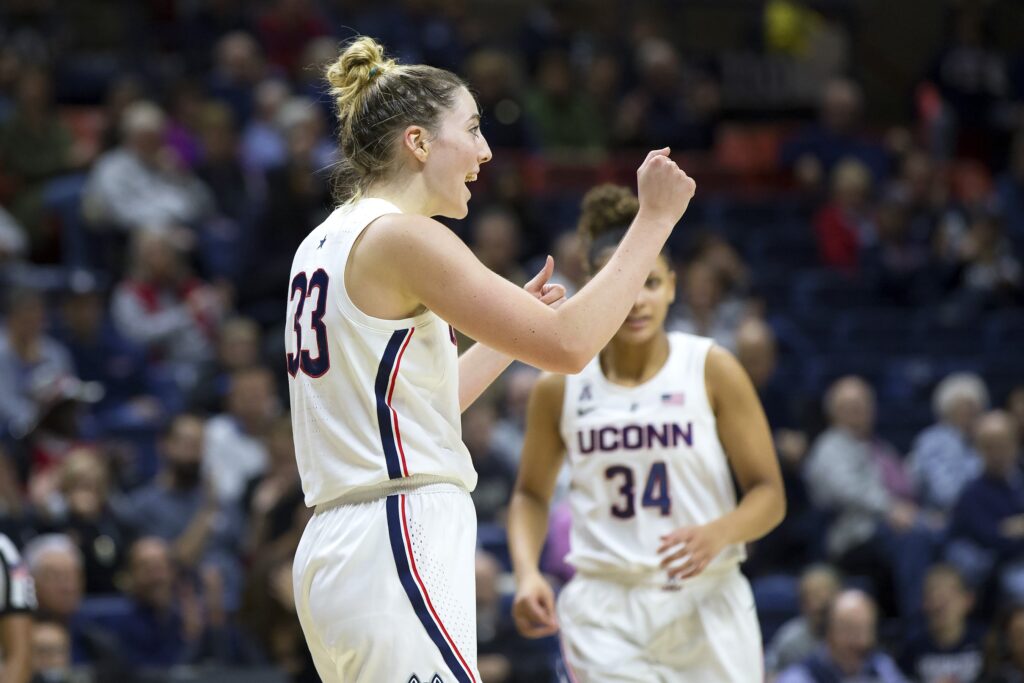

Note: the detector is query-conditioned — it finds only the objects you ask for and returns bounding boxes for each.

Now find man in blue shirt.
[777,590,908,683]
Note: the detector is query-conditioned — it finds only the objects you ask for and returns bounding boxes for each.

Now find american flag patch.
[661,392,685,405]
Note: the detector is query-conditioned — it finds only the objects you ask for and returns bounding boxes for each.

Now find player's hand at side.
[523,255,567,309]
[657,524,724,580]
[636,147,697,229]
[512,572,559,638]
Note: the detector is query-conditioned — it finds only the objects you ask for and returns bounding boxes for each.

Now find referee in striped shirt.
[0,533,34,683]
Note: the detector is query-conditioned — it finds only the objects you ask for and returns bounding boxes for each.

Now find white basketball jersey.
[560,332,744,578]
[286,198,476,506]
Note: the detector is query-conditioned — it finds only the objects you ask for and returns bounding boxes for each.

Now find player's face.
[595,250,675,345]
[422,87,492,219]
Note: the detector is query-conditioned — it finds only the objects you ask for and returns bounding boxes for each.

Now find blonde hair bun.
[326,37,396,135]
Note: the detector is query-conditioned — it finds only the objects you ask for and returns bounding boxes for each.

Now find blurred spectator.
[766,564,842,675]
[909,373,988,521]
[549,231,585,297]
[523,50,606,157]
[203,367,277,507]
[0,289,74,442]
[1008,386,1024,451]
[813,159,877,272]
[195,101,262,232]
[0,67,79,256]
[83,101,214,240]
[615,37,719,151]
[163,81,207,171]
[980,604,1024,683]
[669,260,746,351]
[31,619,76,683]
[0,532,35,683]
[804,376,926,618]
[996,131,1024,249]
[241,415,305,560]
[776,590,908,683]
[94,537,198,668]
[240,80,290,173]
[470,208,528,285]
[465,50,533,150]
[0,205,28,263]
[208,31,266,126]
[861,192,936,305]
[34,449,132,595]
[55,284,166,439]
[947,411,1024,602]
[125,414,243,611]
[737,319,818,575]
[188,316,262,416]
[688,232,751,300]
[23,535,119,669]
[463,402,516,525]
[899,563,984,683]
[924,6,1010,161]
[941,209,1023,315]
[780,77,889,190]
[110,230,224,391]
[255,0,329,77]
[491,365,539,470]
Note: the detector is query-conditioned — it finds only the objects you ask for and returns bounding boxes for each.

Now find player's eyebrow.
[467,113,481,124]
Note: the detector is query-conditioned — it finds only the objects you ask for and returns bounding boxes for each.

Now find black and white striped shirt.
[0,534,35,615]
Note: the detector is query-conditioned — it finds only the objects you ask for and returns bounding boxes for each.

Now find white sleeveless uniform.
[288,198,481,683]
[556,332,762,682]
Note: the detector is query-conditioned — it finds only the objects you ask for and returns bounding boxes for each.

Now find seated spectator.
[813,159,877,272]
[804,376,928,618]
[203,367,277,506]
[947,411,1024,602]
[111,230,225,391]
[31,619,78,683]
[33,449,133,595]
[470,208,528,286]
[0,205,28,264]
[93,537,198,668]
[242,414,305,560]
[766,564,842,675]
[55,283,167,437]
[996,131,1024,248]
[669,259,747,351]
[0,289,74,442]
[1009,386,1024,451]
[777,590,908,683]
[240,79,290,173]
[780,77,889,190]
[491,364,540,470]
[979,603,1024,683]
[861,192,937,305]
[463,402,516,525]
[207,31,266,126]
[82,101,214,241]
[188,316,262,415]
[23,535,120,671]
[522,49,606,157]
[909,373,989,523]
[0,66,80,256]
[476,550,512,683]
[125,414,243,612]
[737,319,819,574]
[464,49,533,150]
[899,563,984,683]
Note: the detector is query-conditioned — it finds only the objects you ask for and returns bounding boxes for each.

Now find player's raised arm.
[367,149,695,374]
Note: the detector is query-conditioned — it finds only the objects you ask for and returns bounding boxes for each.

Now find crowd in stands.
[1,1,1024,681]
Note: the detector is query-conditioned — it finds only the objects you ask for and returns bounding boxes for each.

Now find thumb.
[526,255,555,290]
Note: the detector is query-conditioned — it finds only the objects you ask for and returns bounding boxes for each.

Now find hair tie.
[368,66,380,79]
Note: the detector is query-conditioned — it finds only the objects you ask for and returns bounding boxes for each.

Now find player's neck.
[365,174,432,216]
[600,333,669,386]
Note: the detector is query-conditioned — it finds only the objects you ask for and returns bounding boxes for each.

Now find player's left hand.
[524,255,567,309]
[658,524,725,580]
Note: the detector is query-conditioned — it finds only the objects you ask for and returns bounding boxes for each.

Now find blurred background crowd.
[1,0,1024,681]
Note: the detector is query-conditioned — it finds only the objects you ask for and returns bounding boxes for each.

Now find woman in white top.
[285,38,697,683]
[508,185,785,682]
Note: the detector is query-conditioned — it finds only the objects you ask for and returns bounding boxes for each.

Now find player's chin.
[440,197,470,220]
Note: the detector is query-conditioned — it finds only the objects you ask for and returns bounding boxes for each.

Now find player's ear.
[403,125,430,163]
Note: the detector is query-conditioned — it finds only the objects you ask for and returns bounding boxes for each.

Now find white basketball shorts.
[557,566,763,682]
[293,483,481,683]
